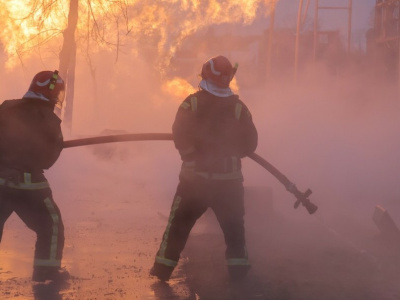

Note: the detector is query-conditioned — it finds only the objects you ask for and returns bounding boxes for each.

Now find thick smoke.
[1,2,400,297]
[2,19,399,249]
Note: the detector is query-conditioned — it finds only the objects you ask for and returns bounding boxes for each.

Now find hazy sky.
[269,0,376,49]
[275,0,376,31]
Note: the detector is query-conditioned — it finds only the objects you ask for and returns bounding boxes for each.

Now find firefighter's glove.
[179,146,196,162]
[179,161,197,182]
[180,152,196,162]
[0,169,21,186]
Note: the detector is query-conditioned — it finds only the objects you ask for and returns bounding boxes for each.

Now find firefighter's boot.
[150,263,174,282]
[32,266,70,284]
[228,265,251,281]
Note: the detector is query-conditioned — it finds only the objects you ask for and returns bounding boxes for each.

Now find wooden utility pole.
[347,0,353,55]
[294,0,305,84]
[59,0,78,133]
[313,0,319,62]
[266,0,277,82]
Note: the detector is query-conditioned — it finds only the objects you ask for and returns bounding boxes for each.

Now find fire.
[0,0,278,70]
[162,77,197,101]
[0,0,67,67]
[162,76,239,101]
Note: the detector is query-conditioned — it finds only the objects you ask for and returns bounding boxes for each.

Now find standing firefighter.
[151,55,258,281]
[0,70,67,282]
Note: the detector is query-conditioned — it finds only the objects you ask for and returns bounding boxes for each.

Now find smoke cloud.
[1,2,400,297]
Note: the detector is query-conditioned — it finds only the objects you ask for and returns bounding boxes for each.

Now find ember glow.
[0,0,277,69]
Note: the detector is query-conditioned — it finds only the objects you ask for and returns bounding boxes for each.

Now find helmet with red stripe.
[201,55,237,88]
[27,70,65,106]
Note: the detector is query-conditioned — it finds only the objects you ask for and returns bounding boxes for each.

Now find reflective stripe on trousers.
[155,256,178,267]
[156,195,182,268]
[226,258,250,266]
[33,197,61,268]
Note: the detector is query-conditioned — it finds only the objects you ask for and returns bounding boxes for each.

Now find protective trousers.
[154,178,250,277]
[0,174,64,276]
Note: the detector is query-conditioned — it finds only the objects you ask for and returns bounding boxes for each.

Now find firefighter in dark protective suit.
[150,55,258,282]
[0,70,67,282]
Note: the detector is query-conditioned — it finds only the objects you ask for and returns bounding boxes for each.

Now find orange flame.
[0,0,278,69]
[162,76,239,101]
[0,0,67,68]
[162,77,197,101]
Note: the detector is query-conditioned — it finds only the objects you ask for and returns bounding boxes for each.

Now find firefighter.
[0,70,67,282]
[150,55,258,282]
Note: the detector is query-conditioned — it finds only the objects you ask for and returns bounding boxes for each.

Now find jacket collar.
[22,91,51,102]
[199,79,233,97]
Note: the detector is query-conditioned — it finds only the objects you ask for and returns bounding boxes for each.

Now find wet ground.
[1,147,400,300]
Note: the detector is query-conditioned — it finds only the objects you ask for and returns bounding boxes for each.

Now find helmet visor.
[56,89,65,110]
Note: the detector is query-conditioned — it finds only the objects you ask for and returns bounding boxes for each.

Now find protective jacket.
[173,89,258,180]
[152,89,258,281]
[0,98,63,174]
[0,98,64,279]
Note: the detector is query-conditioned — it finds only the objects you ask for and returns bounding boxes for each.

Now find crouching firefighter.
[150,55,258,281]
[0,70,67,282]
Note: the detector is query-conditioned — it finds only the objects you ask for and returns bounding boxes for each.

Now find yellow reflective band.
[226,258,250,266]
[235,103,242,120]
[0,178,49,190]
[190,96,197,112]
[180,102,190,109]
[155,256,178,267]
[49,72,58,90]
[24,173,32,184]
[196,171,243,180]
[34,258,61,267]
[159,196,182,258]
[43,197,60,261]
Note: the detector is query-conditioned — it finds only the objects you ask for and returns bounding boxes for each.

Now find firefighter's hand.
[0,169,21,185]
[179,161,197,181]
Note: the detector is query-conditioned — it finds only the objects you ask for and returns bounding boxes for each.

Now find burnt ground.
[1,147,400,300]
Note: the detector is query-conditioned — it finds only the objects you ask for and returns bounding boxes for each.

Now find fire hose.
[64,133,318,214]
